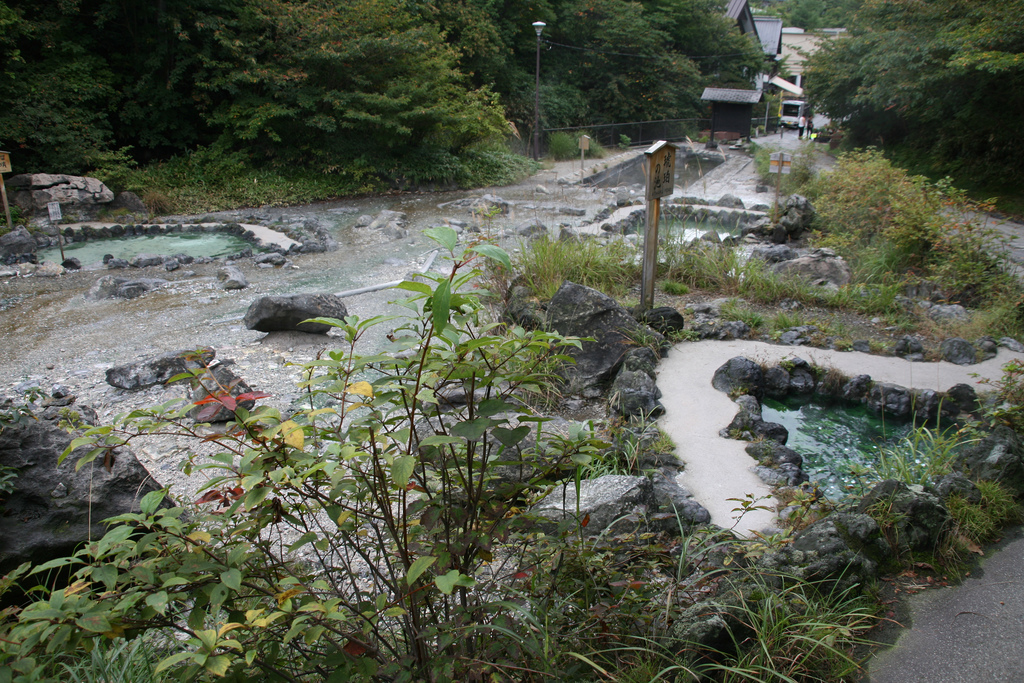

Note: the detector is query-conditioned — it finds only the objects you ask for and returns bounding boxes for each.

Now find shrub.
[0,229,613,681]
[547,131,578,161]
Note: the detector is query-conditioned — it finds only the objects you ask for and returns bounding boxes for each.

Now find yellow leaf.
[346,381,373,398]
[188,531,212,544]
[276,588,304,607]
[280,420,304,450]
[218,622,245,638]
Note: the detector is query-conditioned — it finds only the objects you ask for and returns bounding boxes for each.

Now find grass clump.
[512,236,640,300]
[547,131,607,161]
[947,480,1023,548]
[875,426,968,488]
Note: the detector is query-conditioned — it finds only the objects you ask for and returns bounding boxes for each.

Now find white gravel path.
[657,340,1024,537]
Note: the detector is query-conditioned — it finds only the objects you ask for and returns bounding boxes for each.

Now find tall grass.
[874,426,970,488]
[513,236,640,300]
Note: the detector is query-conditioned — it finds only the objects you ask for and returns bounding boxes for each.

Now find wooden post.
[641,140,676,310]
[0,151,12,231]
[579,135,590,180]
[641,197,661,309]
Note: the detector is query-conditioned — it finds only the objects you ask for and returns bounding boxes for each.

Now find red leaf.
[513,572,530,580]
[580,514,590,528]
[193,396,221,406]
[195,404,223,422]
[196,491,225,505]
[342,640,367,657]
[235,391,271,402]
[219,394,237,411]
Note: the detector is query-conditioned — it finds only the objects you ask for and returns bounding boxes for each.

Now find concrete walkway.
[656,340,1024,537]
[865,525,1024,682]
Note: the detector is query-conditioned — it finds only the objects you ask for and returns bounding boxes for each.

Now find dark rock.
[0,416,164,578]
[7,174,114,220]
[945,383,980,414]
[243,294,347,334]
[129,253,165,268]
[716,320,751,340]
[852,340,871,353]
[558,207,586,216]
[514,218,548,239]
[105,348,216,391]
[622,346,659,379]
[716,194,744,209]
[504,285,545,329]
[999,337,1024,353]
[933,472,982,505]
[109,191,148,214]
[940,338,977,366]
[893,335,925,359]
[608,367,664,419]
[840,374,872,402]
[778,194,815,238]
[545,281,664,397]
[856,480,950,554]
[782,512,893,586]
[639,306,685,335]
[928,304,969,323]
[763,366,791,399]
[86,276,167,300]
[788,366,816,394]
[164,259,180,272]
[712,357,765,398]
[956,426,1024,494]
[750,244,797,264]
[255,252,287,267]
[106,258,129,269]
[650,470,711,528]
[61,257,82,270]
[975,336,998,361]
[866,382,913,417]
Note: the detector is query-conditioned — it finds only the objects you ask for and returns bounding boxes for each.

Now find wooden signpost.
[47,201,65,261]
[768,151,792,220]
[578,134,590,179]
[641,140,676,310]
[0,151,12,231]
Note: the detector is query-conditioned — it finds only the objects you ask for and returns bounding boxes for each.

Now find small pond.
[38,233,258,266]
[761,396,915,500]
[588,152,724,189]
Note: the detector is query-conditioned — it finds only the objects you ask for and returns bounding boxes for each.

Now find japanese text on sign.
[0,152,10,174]
[644,140,676,200]
[47,202,62,223]
[769,151,792,175]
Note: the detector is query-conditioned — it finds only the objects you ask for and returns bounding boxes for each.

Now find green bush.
[547,131,578,161]
[0,230,611,681]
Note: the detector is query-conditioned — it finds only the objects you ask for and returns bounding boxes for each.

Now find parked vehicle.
[779,99,806,128]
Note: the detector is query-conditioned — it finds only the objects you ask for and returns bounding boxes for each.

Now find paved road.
[865,525,1024,682]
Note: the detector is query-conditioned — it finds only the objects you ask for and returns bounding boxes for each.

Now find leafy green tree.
[806,0,1024,184]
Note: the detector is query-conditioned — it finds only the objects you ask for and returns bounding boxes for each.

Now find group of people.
[798,114,813,139]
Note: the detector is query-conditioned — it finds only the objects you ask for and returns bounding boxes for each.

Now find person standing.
[798,114,807,139]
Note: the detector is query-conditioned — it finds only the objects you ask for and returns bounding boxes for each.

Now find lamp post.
[532,21,546,160]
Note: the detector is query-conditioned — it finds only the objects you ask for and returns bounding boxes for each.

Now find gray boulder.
[255,252,287,267]
[86,276,168,300]
[893,335,925,360]
[711,357,765,398]
[771,248,851,287]
[780,512,893,586]
[638,306,686,335]
[105,348,216,390]
[130,253,165,268]
[777,194,815,238]
[243,294,348,334]
[514,219,548,239]
[7,174,114,220]
[716,194,744,209]
[866,382,913,417]
[650,471,711,528]
[545,281,664,397]
[1,226,38,259]
[940,338,977,366]
[609,348,664,419]
[218,265,249,290]
[0,415,163,578]
[109,191,148,214]
[856,480,950,554]
[532,474,655,537]
[751,244,797,264]
[928,304,969,324]
[955,426,1024,494]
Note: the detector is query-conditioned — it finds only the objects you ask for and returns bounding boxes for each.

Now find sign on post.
[641,140,677,310]
[0,151,11,231]
[47,201,63,223]
[579,135,590,179]
[768,152,792,174]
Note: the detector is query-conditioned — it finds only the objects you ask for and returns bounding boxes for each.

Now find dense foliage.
[805,0,1024,186]
[0,0,765,184]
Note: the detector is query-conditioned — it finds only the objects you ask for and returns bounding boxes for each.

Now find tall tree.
[806,0,1024,183]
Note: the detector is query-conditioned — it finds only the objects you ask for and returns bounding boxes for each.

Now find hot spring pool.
[39,233,258,266]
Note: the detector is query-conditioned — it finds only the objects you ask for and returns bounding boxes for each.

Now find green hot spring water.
[760,397,914,499]
[38,233,258,266]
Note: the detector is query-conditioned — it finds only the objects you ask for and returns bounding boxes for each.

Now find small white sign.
[0,151,10,174]
[47,201,63,222]
[769,152,793,175]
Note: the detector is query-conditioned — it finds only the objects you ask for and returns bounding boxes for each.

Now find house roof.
[725,0,747,20]
[754,16,783,56]
[701,88,763,104]
[725,0,756,35]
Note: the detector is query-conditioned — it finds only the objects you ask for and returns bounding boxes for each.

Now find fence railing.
[536,116,784,154]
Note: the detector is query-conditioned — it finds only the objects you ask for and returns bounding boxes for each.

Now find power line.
[541,38,752,61]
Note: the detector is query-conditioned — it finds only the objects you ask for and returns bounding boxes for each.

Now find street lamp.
[532,21,546,160]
